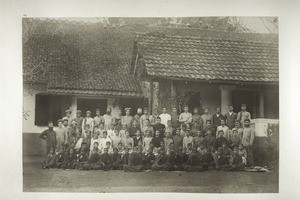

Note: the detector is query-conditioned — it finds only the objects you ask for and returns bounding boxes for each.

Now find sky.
[43,17,278,34]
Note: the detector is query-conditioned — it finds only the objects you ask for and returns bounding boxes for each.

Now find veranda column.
[70,96,77,119]
[170,81,177,110]
[152,81,160,114]
[219,85,235,115]
[259,91,265,118]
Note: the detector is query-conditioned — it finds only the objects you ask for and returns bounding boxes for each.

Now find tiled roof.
[23,19,141,97]
[137,34,278,83]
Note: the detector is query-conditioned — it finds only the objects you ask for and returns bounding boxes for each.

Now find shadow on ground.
[23,161,278,193]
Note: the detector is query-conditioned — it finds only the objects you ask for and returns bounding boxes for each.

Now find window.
[77,98,108,117]
[119,98,148,116]
[35,95,64,126]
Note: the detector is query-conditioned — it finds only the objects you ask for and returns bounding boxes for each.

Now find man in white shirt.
[100,131,112,151]
[179,106,192,128]
[216,119,230,140]
[159,107,171,128]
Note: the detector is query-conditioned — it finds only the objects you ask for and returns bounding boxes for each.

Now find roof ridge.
[136,32,278,45]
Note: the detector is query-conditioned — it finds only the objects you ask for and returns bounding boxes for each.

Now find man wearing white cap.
[62,109,72,126]
[82,110,94,132]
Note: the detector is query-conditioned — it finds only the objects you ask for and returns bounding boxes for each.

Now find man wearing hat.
[55,119,67,152]
[62,109,73,126]
[121,108,133,129]
[82,110,94,132]
[103,107,114,131]
[133,108,143,128]
[73,110,84,132]
[94,108,103,129]
[140,107,150,131]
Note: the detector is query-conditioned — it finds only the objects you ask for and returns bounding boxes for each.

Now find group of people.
[39,103,255,172]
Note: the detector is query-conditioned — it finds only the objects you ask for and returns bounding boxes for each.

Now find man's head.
[176,128,181,135]
[106,141,111,148]
[49,146,55,154]
[125,108,131,116]
[76,132,81,139]
[235,121,240,128]
[57,119,63,128]
[222,142,228,148]
[232,129,238,137]
[187,143,192,149]
[238,143,244,150]
[47,121,53,130]
[93,142,99,148]
[220,119,225,126]
[241,103,247,111]
[137,107,142,114]
[197,130,203,137]
[86,111,91,117]
[186,129,190,137]
[84,124,90,131]
[122,122,127,129]
[228,105,233,112]
[113,147,118,154]
[216,107,221,114]
[162,107,167,114]
[218,130,224,137]
[206,129,212,136]
[124,147,129,154]
[233,147,239,154]
[99,123,104,129]
[184,106,189,113]
[153,108,158,115]
[155,130,160,137]
[94,131,99,138]
[145,130,150,137]
[132,120,137,127]
[137,146,143,154]
[117,109,122,116]
[143,107,148,115]
[103,148,108,154]
[193,107,199,114]
[76,110,82,117]
[206,120,211,127]
[136,130,141,137]
[244,119,250,127]
[156,117,161,124]
[125,130,130,138]
[217,147,223,155]
[107,107,112,115]
[138,140,143,147]
[62,119,68,127]
[65,109,71,117]
[205,108,209,114]
[165,131,171,138]
[118,142,123,148]
[145,119,150,126]
[172,107,177,113]
[95,109,100,116]
[103,131,108,138]
[167,120,171,126]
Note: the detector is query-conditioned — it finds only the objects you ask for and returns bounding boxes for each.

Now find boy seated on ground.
[74,148,89,170]
[61,148,77,170]
[100,147,112,171]
[221,142,232,163]
[117,142,124,155]
[238,143,248,165]
[193,130,206,148]
[197,144,207,156]
[225,147,246,171]
[85,146,102,170]
[55,149,66,169]
[41,146,56,169]
[186,143,193,155]
[120,148,130,168]
[123,147,145,172]
[133,130,143,147]
[151,147,168,171]
[167,147,183,171]
[201,148,215,170]
[179,146,189,164]
[144,149,155,170]
[104,141,114,155]
[215,130,229,149]
[214,147,229,170]
[111,148,122,170]
[229,129,241,149]
[183,147,203,172]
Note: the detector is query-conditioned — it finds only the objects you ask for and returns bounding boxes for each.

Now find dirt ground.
[23,159,278,193]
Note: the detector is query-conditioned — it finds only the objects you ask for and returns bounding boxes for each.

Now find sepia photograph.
[22,17,279,193]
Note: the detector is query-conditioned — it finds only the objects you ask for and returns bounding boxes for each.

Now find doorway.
[77,98,108,117]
